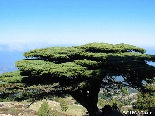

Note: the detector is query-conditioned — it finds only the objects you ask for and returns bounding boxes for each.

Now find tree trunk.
[71,79,102,116]
[85,85,101,116]
[85,103,101,116]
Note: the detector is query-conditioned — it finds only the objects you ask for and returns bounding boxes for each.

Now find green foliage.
[59,98,69,112]
[38,102,51,116]
[135,90,155,110]
[51,110,60,116]
[53,96,60,102]
[0,42,155,115]
[108,98,123,110]
[97,97,106,108]
[134,84,155,114]
[98,92,104,99]
[0,71,23,83]
[121,87,129,95]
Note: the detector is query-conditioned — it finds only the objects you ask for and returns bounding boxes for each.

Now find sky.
[0,0,155,67]
[0,0,155,51]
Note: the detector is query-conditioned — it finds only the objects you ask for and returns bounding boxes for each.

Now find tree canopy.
[0,42,155,116]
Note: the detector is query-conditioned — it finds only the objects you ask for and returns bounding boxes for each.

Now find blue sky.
[0,0,155,52]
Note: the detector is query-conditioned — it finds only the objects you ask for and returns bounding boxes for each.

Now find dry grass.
[0,97,87,116]
[0,101,37,116]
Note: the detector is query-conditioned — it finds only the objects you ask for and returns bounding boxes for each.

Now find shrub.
[98,97,106,108]
[52,110,60,116]
[108,98,123,110]
[38,101,51,116]
[54,96,59,102]
[59,98,69,112]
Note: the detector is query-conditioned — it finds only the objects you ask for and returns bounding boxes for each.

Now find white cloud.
[8,43,25,51]
[1,31,155,52]
[7,42,48,52]
[3,37,155,52]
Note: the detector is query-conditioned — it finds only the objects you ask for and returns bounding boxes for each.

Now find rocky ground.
[0,102,37,116]
[0,99,87,116]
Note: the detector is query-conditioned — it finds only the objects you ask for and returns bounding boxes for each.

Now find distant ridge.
[0,66,17,74]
